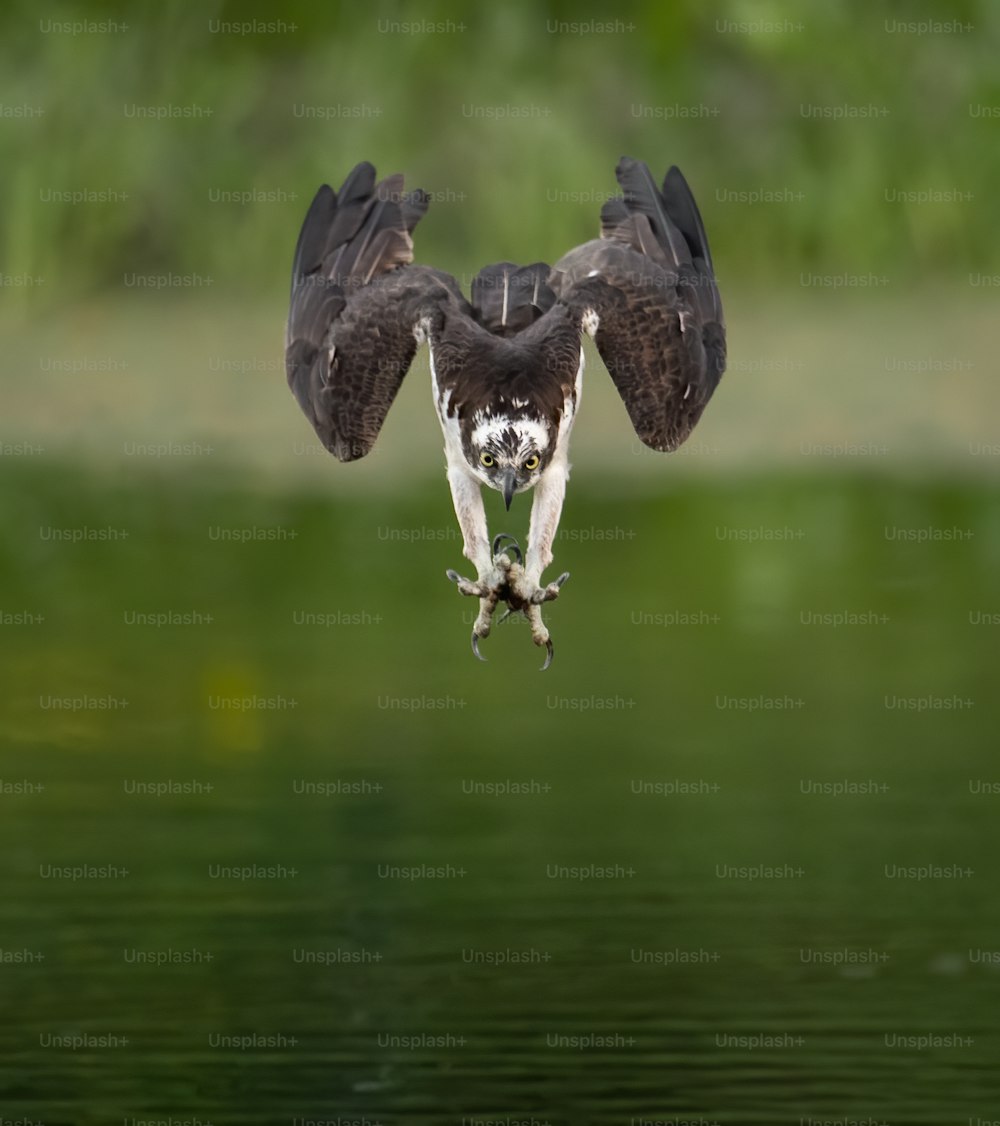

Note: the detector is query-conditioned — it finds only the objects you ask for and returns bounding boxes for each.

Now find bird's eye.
[524,455,540,471]
[480,452,494,468]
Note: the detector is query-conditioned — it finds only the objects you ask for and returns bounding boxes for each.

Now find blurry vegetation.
[1,0,997,310]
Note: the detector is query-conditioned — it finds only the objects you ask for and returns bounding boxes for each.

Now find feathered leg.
[443,468,507,654]
[510,460,571,662]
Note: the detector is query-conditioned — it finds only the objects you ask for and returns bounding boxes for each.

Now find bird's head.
[468,416,552,509]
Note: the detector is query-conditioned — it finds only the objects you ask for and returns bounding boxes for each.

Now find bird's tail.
[600,157,722,325]
[470,261,556,337]
[289,161,429,299]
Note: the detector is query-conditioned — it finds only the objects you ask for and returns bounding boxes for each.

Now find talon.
[531,572,571,604]
[448,569,495,599]
[497,607,515,625]
[540,638,554,671]
[471,632,487,662]
[491,533,522,565]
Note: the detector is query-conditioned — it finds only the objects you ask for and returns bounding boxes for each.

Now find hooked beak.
[501,470,517,511]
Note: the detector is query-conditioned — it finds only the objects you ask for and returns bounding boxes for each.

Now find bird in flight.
[285,157,726,668]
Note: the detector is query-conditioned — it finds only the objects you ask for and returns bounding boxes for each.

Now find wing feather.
[550,159,726,453]
[284,162,462,461]
[470,261,556,337]
[615,156,693,269]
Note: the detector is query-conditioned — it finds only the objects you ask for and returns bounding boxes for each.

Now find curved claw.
[471,632,487,662]
[446,569,463,584]
[555,571,570,587]
[491,533,522,565]
[540,638,554,672]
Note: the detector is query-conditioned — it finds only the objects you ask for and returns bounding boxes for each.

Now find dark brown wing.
[549,158,726,453]
[284,162,467,461]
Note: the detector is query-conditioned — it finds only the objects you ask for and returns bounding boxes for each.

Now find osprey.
[285,157,726,668]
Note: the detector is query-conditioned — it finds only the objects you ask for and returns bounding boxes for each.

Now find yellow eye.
[480,452,494,468]
[524,455,540,471]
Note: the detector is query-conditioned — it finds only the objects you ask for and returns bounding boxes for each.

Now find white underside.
[429,339,584,583]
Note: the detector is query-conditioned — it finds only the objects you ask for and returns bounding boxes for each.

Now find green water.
[2,464,998,1124]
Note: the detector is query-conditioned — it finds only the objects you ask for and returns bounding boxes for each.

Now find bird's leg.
[443,468,508,653]
[508,460,571,663]
[442,463,568,668]
[518,460,572,601]
[443,467,495,591]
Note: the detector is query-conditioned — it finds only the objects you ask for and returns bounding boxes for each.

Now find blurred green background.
[2,1,999,1123]
[3,0,999,299]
